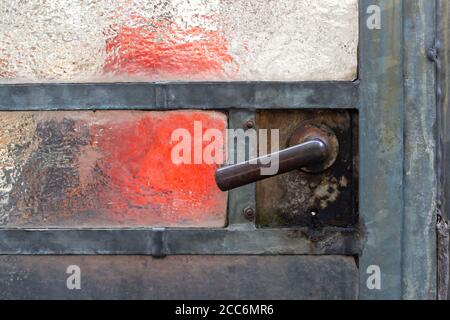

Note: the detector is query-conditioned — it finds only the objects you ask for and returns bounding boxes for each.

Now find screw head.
[244,119,255,130]
[243,207,255,220]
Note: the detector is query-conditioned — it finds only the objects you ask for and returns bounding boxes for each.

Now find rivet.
[244,119,255,130]
[243,207,255,220]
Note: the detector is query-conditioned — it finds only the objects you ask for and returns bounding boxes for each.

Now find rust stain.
[256,110,358,228]
[312,176,348,209]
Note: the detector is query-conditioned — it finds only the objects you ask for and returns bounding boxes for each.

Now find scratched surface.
[0,255,358,299]
[256,110,358,228]
[0,0,358,82]
[0,110,227,228]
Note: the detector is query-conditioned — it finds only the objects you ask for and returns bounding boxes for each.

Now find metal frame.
[0,81,357,110]
[358,0,438,300]
[402,0,438,300]
[0,107,362,257]
[437,0,450,299]
[0,227,360,256]
[0,0,440,300]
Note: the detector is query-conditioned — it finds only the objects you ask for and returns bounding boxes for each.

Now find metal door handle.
[215,124,339,191]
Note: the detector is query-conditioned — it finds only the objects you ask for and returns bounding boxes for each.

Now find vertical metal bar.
[226,110,256,228]
[151,228,167,257]
[440,1,450,225]
[358,0,404,300]
[437,217,449,300]
[402,0,437,300]
[436,0,450,299]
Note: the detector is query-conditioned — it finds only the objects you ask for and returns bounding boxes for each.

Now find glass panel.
[0,110,227,228]
[0,0,358,82]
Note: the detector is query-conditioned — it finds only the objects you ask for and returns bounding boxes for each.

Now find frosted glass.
[0,0,358,82]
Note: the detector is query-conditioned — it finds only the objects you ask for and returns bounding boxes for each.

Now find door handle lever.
[215,124,339,191]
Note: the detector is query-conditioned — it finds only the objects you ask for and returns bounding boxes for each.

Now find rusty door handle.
[215,124,339,191]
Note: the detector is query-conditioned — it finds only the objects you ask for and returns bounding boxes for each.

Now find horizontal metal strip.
[0,228,361,256]
[0,81,359,110]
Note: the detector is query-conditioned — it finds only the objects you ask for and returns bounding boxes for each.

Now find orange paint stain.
[88,111,227,226]
[103,18,238,79]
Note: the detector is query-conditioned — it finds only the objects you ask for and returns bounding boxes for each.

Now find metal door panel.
[0,255,358,300]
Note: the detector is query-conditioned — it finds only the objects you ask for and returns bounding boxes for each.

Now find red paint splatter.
[103,17,238,79]
[88,111,227,227]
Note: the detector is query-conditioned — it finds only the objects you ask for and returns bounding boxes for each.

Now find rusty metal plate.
[0,110,227,228]
[0,255,358,300]
[256,110,358,228]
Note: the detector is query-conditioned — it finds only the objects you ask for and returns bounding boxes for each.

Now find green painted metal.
[358,0,405,300]
[0,82,358,111]
[402,0,437,300]
[358,0,438,300]
[436,0,449,299]
[227,110,257,228]
[0,255,359,300]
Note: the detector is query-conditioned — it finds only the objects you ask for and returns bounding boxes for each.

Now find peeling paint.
[256,110,357,228]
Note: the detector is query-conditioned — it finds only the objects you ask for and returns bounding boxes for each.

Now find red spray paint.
[88,111,227,226]
[104,17,238,79]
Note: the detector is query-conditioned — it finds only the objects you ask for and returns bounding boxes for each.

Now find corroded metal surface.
[438,0,450,300]
[288,123,339,172]
[0,82,360,111]
[226,109,257,227]
[0,0,358,82]
[0,255,358,299]
[437,218,449,300]
[256,110,357,228]
[358,0,405,300]
[0,227,361,255]
[0,110,227,228]
[402,0,437,300]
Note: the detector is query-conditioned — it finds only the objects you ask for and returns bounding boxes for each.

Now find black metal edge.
[0,81,359,110]
[0,227,361,256]
[436,0,450,300]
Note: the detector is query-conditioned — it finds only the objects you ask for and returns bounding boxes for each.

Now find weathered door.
[0,0,441,300]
